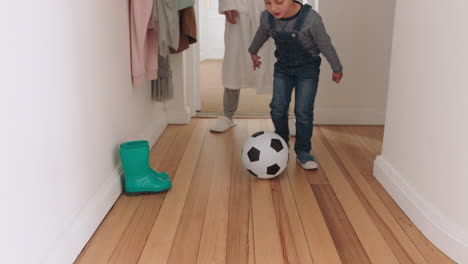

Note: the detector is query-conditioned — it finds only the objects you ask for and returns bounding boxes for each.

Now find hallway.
[75,118,453,264]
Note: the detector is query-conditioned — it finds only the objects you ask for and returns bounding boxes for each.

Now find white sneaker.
[209,116,236,132]
[288,119,296,137]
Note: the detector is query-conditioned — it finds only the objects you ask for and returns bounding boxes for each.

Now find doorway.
[196,1,316,117]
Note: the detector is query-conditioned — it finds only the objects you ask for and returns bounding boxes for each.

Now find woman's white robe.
[219,0,276,94]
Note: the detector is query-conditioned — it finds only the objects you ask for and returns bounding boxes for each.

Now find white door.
[199,0,225,61]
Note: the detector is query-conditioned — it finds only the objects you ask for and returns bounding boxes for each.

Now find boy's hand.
[224,10,239,24]
[251,54,261,70]
[332,72,343,83]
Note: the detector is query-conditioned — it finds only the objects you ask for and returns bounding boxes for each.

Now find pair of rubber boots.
[120,140,171,196]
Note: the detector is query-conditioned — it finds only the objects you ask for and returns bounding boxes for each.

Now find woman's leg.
[223,88,240,119]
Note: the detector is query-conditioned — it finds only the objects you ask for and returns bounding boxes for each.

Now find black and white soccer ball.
[241,131,289,179]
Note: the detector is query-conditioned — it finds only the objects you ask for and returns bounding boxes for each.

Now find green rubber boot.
[120,141,170,180]
[120,140,171,196]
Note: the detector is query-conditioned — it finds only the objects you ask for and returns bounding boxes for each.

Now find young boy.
[249,0,343,169]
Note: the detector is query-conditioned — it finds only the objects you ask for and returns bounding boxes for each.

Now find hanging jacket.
[154,0,180,57]
[170,6,197,54]
[219,0,248,14]
[177,0,194,11]
[130,0,158,87]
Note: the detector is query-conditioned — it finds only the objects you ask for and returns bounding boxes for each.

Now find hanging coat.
[170,6,197,54]
[155,0,180,57]
[176,0,194,11]
[219,0,276,94]
[130,0,158,87]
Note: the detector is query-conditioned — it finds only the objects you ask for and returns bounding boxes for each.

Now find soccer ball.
[241,131,289,179]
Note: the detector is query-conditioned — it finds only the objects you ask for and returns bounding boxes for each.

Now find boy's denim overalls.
[268,4,321,158]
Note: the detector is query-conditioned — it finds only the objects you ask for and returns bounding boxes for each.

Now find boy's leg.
[294,63,320,169]
[270,65,294,144]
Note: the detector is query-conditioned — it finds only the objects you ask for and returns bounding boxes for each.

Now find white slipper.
[209,116,236,132]
[288,119,296,137]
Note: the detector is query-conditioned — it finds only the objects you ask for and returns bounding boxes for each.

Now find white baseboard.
[45,119,168,264]
[374,156,468,264]
[314,107,386,125]
[166,105,191,124]
[145,115,168,146]
[45,167,123,264]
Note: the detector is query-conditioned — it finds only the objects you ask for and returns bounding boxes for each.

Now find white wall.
[374,0,468,263]
[315,0,396,124]
[0,1,167,263]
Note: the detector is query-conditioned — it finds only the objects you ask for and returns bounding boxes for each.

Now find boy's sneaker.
[296,153,318,170]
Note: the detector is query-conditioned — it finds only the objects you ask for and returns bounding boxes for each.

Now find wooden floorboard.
[323,126,454,264]
[165,132,215,264]
[196,127,235,263]
[75,125,184,264]
[225,119,252,264]
[313,184,371,264]
[108,123,195,264]
[313,130,400,264]
[74,119,455,264]
[285,149,342,264]
[248,119,284,264]
[137,119,208,264]
[74,194,141,264]
[318,126,428,264]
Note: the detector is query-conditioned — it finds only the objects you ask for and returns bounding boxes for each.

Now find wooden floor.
[75,118,454,264]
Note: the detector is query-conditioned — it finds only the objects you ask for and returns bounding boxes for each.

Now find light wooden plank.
[249,119,284,264]
[335,126,380,164]
[75,124,183,264]
[248,206,255,264]
[196,129,236,263]
[106,122,196,264]
[312,130,400,264]
[304,166,330,184]
[261,119,314,264]
[267,119,341,264]
[321,126,375,180]
[165,133,219,264]
[346,126,384,155]
[137,119,209,264]
[225,120,253,264]
[312,184,371,264]
[74,195,141,264]
[270,174,315,264]
[324,126,455,264]
[108,195,164,264]
[284,144,342,264]
[289,136,330,184]
[319,126,429,264]
[149,125,187,170]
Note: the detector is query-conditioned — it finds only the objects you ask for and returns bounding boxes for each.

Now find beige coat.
[130,0,158,87]
[219,0,275,93]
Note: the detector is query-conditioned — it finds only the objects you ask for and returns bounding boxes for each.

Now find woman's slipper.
[209,116,236,132]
